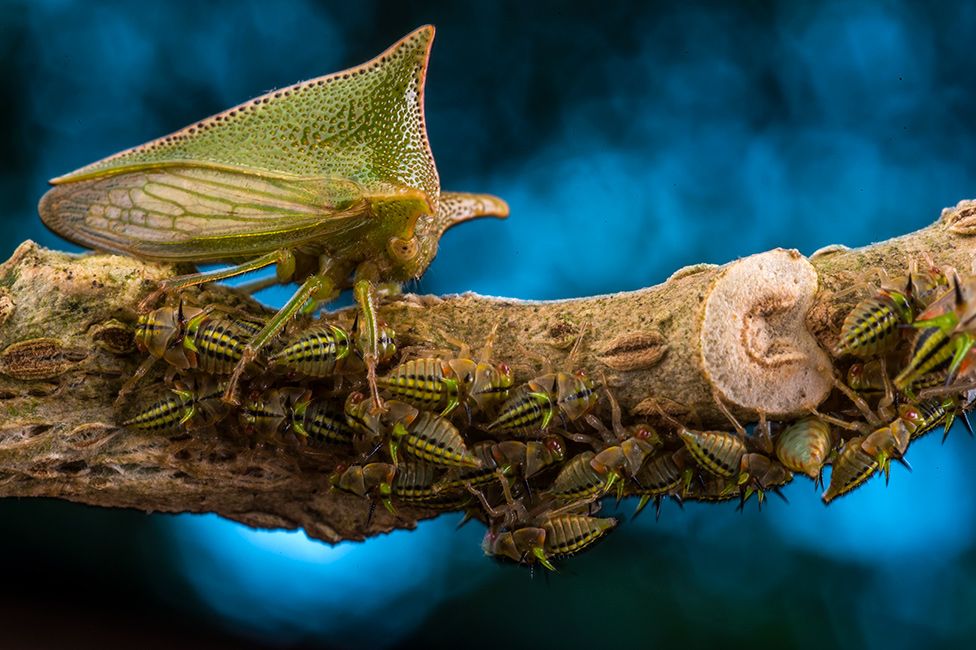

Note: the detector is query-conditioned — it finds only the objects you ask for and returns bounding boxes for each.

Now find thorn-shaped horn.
[433,191,510,238]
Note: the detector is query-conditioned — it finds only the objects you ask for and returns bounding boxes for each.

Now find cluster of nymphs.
[817,259,976,501]
[116,259,976,570]
[117,300,784,570]
[117,303,612,570]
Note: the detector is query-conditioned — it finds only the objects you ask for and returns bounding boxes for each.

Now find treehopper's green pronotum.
[38,25,509,405]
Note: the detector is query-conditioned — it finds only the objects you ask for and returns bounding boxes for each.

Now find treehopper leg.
[353,278,384,410]
[138,250,296,310]
[222,273,338,404]
[114,355,159,406]
[235,275,283,296]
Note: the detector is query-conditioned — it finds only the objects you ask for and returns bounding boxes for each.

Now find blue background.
[2,1,976,648]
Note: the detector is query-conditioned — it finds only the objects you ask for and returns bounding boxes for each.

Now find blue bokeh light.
[165,513,489,646]
[7,0,976,646]
[772,431,976,565]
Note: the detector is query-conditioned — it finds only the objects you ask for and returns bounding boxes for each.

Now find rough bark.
[1,199,974,543]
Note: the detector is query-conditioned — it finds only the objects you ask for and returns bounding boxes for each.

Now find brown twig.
[1,199,974,542]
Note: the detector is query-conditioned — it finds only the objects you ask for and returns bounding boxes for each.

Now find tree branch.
[1,200,974,543]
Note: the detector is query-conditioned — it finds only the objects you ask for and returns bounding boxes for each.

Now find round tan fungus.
[700,249,832,416]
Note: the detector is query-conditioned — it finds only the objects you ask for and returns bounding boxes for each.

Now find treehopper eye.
[38,25,509,405]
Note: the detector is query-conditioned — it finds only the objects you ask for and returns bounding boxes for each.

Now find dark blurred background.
[3,1,976,648]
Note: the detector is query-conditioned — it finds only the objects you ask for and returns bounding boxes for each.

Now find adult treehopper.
[38,25,509,405]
